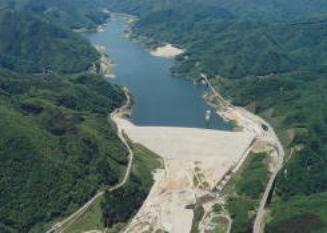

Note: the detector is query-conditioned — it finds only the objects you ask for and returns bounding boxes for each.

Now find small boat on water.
[205,110,212,121]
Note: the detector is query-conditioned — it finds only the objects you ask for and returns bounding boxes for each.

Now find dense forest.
[0,0,109,29]
[0,0,326,232]
[0,5,129,233]
[106,0,327,79]
[104,1,327,233]
[0,70,127,233]
[102,144,162,230]
[0,10,100,73]
[0,2,164,232]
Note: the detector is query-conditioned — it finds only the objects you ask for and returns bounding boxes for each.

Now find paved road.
[253,143,284,233]
[202,74,285,233]
[46,89,134,233]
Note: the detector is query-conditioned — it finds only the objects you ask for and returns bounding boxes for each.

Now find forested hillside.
[105,1,327,232]
[0,10,99,73]
[0,0,326,232]
[106,0,327,21]
[0,5,129,233]
[0,70,127,233]
[107,0,327,78]
[0,0,109,29]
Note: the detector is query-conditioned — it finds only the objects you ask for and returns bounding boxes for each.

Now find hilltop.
[0,10,100,73]
[0,0,109,29]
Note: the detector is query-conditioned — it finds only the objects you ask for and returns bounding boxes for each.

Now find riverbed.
[87,16,230,130]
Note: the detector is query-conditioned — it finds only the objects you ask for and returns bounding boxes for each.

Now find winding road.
[202,74,285,233]
[46,89,134,233]
[47,72,285,233]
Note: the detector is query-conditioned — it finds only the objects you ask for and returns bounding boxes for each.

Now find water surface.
[87,17,231,130]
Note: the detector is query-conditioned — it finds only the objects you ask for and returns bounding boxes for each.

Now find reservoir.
[87,17,231,130]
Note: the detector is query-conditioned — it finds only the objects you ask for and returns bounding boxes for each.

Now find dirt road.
[46,89,134,233]
[202,74,285,233]
[116,118,253,233]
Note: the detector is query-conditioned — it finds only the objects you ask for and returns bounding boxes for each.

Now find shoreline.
[111,13,185,59]
[150,44,185,58]
[111,72,284,233]
[82,13,284,233]
[108,25,284,231]
[114,108,254,233]
[93,44,115,78]
[201,74,285,233]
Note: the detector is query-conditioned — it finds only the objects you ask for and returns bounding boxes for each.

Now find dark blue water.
[87,17,231,130]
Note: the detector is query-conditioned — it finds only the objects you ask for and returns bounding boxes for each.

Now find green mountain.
[0,10,99,73]
[0,1,326,232]
[106,0,327,78]
[0,70,127,233]
[0,7,130,233]
[105,1,327,232]
[106,0,327,21]
[0,0,109,29]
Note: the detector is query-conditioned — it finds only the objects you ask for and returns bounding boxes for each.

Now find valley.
[0,1,326,233]
[60,15,284,233]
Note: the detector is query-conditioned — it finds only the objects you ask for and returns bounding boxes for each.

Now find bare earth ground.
[93,45,115,78]
[203,75,285,233]
[116,74,284,233]
[59,75,283,233]
[46,14,283,233]
[113,118,254,233]
[150,44,184,58]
